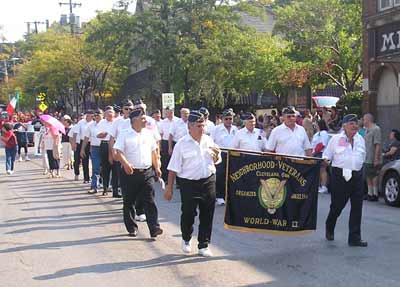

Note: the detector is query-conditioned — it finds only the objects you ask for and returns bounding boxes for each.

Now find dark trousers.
[179,174,216,249]
[111,161,121,197]
[100,142,112,192]
[160,140,170,182]
[120,168,159,234]
[47,150,60,171]
[215,152,227,199]
[17,142,28,155]
[326,167,364,242]
[73,141,90,181]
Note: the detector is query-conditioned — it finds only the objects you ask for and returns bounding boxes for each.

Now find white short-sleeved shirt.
[266,123,312,156]
[96,119,114,141]
[169,118,188,142]
[110,117,130,140]
[113,127,157,168]
[205,119,215,136]
[145,116,161,142]
[168,134,220,180]
[211,124,238,149]
[322,131,366,171]
[70,119,93,144]
[232,127,267,152]
[311,130,330,153]
[159,116,179,140]
[83,121,101,146]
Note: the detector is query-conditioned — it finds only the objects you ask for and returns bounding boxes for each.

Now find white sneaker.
[43,169,48,175]
[25,156,30,161]
[18,156,23,162]
[9,170,14,175]
[198,247,213,257]
[74,175,79,181]
[216,198,225,206]
[181,240,192,254]
[318,186,328,194]
[138,214,146,222]
[6,170,11,175]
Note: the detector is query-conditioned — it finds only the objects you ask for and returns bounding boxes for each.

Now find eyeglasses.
[224,118,233,121]
[123,107,133,111]
[286,115,296,118]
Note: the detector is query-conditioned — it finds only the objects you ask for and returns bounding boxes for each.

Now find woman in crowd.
[1,122,18,175]
[383,129,400,163]
[311,119,330,194]
[61,115,73,170]
[43,122,61,178]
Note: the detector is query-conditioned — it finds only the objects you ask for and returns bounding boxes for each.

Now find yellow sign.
[38,102,48,112]
[37,92,46,101]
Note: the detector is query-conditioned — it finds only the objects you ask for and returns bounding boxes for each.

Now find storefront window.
[395,0,400,6]
[380,0,393,11]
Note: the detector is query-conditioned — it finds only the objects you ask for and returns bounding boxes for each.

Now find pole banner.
[224,150,321,235]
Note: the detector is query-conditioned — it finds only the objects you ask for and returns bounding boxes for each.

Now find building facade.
[363,0,400,138]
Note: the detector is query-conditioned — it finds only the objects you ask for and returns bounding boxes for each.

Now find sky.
[0,0,133,42]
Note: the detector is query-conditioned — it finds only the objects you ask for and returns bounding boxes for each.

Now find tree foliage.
[274,0,362,94]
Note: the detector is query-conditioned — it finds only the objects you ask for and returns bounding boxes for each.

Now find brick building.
[363,0,400,138]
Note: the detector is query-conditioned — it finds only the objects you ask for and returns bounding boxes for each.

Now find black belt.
[134,167,152,173]
[101,140,109,144]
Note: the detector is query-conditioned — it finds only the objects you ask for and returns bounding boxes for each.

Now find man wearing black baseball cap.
[113,108,163,238]
[266,106,312,156]
[211,108,238,206]
[165,110,221,257]
[323,114,368,247]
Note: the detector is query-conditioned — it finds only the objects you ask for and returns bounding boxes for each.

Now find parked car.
[379,160,400,207]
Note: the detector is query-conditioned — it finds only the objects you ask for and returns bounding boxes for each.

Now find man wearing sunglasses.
[211,108,238,206]
[108,99,135,198]
[266,106,312,157]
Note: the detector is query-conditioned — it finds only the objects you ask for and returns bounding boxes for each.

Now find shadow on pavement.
[33,254,229,280]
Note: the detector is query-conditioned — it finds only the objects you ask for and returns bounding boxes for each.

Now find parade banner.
[224,150,321,235]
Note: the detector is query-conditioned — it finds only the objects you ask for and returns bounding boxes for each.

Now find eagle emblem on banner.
[258,178,287,214]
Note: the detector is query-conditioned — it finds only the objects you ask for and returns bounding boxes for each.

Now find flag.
[6,92,19,116]
[224,150,321,235]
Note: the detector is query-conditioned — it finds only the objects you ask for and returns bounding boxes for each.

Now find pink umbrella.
[40,114,66,135]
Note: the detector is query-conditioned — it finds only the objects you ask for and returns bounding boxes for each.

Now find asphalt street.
[1,152,400,287]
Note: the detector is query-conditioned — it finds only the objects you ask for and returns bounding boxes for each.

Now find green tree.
[274,0,362,95]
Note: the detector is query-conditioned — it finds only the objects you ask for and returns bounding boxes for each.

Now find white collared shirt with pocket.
[113,128,157,169]
[322,131,366,171]
[232,127,267,152]
[167,134,220,180]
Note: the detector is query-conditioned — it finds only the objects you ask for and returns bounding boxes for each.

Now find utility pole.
[25,21,47,34]
[59,0,82,35]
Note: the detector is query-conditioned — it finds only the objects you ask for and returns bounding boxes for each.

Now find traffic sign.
[162,93,175,110]
[38,102,48,112]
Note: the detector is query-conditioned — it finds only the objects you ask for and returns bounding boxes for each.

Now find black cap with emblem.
[129,108,145,119]
[282,106,296,115]
[240,112,255,121]
[342,114,358,124]
[222,108,235,117]
[188,110,205,123]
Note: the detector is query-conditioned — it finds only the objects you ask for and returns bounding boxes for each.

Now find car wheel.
[382,172,400,207]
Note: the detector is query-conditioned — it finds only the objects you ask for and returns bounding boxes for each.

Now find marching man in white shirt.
[211,108,238,206]
[113,108,163,238]
[199,107,215,136]
[168,108,190,156]
[109,100,134,198]
[80,109,102,194]
[266,106,312,157]
[323,114,368,247]
[164,110,221,257]
[96,106,115,196]
[159,107,178,182]
[232,112,267,152]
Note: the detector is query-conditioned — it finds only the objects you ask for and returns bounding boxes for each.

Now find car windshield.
[315,97,339,107]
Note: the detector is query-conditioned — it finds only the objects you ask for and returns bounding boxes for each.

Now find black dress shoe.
[150,228,163,238]
[128,230,138,237]
[371,195,379,202]
[326,230,334,241]
[348,240,368,247]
